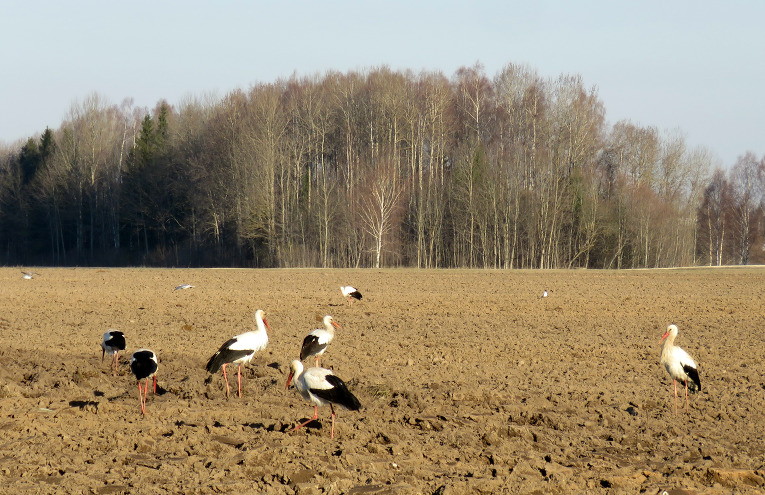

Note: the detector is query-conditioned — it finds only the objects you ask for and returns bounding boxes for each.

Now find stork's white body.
[340,286,362,305]
[286,360,361,439]
[206,309,270,397]
[660,324,701,415]
[101,330,126,377]
[300,315,341,367]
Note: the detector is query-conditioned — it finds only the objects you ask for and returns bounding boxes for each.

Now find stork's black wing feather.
[206,337,251,373]
[130,351,157,380]
[310,374,361,410]
[300,334,327,360]
[106,331,126,351]
[683,364,701,393]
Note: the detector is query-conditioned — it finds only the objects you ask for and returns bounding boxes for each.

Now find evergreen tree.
[19,138,41,185]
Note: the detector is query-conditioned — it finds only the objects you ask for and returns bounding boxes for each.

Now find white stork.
[21,271,38,280]
[286,360,361,439]
[130,349,158,415]
[660,324,701,415]
[340,286,362,305]
[206,309,271,397]
[174,284,195,291]
[300,315,341,367]
[101,330,126,377]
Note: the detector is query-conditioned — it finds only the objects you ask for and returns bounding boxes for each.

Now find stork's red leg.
[330,403,337,439]
[237,364,242,398]
[222,363,230,397]
[291,406,319,433]
[138,382,146,414]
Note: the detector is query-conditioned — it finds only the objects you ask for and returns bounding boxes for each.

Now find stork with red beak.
[286,360,361,439]
[130,349,158,415]
[660,324,701,415]
[206,309,271,397]
[300,315,341,367]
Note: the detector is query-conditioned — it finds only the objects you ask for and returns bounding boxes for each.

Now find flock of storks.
[22,267,701,437]
[99,285,364,437]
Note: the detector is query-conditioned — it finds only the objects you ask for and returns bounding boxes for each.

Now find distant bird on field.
[101,330,126,377]
[660,324,701,415]
[340,286,362,305]
[130,349,158,415]
[300,315,341,367]
[206,309,271,397]
[542,289,548,298]
[286,360,361,439]
[21,271,38,280]
[174,284,195,291]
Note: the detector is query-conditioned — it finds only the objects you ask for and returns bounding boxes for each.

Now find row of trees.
[1,64,763,268]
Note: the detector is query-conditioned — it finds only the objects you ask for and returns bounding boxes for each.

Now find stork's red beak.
[332,321,342,330]
[286,372,294,390]
[660,331,669,343]
[264,319,272,333]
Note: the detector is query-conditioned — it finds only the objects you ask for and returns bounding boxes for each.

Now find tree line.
[1,64,763,268]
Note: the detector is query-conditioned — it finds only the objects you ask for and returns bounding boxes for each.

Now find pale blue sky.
[2,0,763,167]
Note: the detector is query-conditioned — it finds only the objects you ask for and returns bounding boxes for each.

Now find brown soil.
[1,267,764,494]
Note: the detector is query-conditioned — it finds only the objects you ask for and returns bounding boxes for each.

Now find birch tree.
[359,160,406,268]
[729,152,764,264]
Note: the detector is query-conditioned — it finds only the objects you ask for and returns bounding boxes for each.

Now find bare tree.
[414,71,453,267]
[698,169,730,265]
[729,152,764,264]
[238,82,288,265]
[494,64,542,268]
[548,75,605,268]
[358,160,406,268]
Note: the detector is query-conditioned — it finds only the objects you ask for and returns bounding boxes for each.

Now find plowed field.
[1,267,764,494]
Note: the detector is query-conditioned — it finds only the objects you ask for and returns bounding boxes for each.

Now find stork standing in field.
[130,349,158,415]
[286,360,361,439]
[340,286,362,305]
[101,330,126,377]
[660,324,701,415]
[206,309,271,398]
[21,271,38,280]
[300,315,341,367]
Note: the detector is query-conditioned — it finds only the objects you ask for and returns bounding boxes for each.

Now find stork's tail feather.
[321,375,361,411]
[206,337,240,374]
[206,352,224,374]
[344,390,362,411]
[111,332,127,351]
[683,365,701,393]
